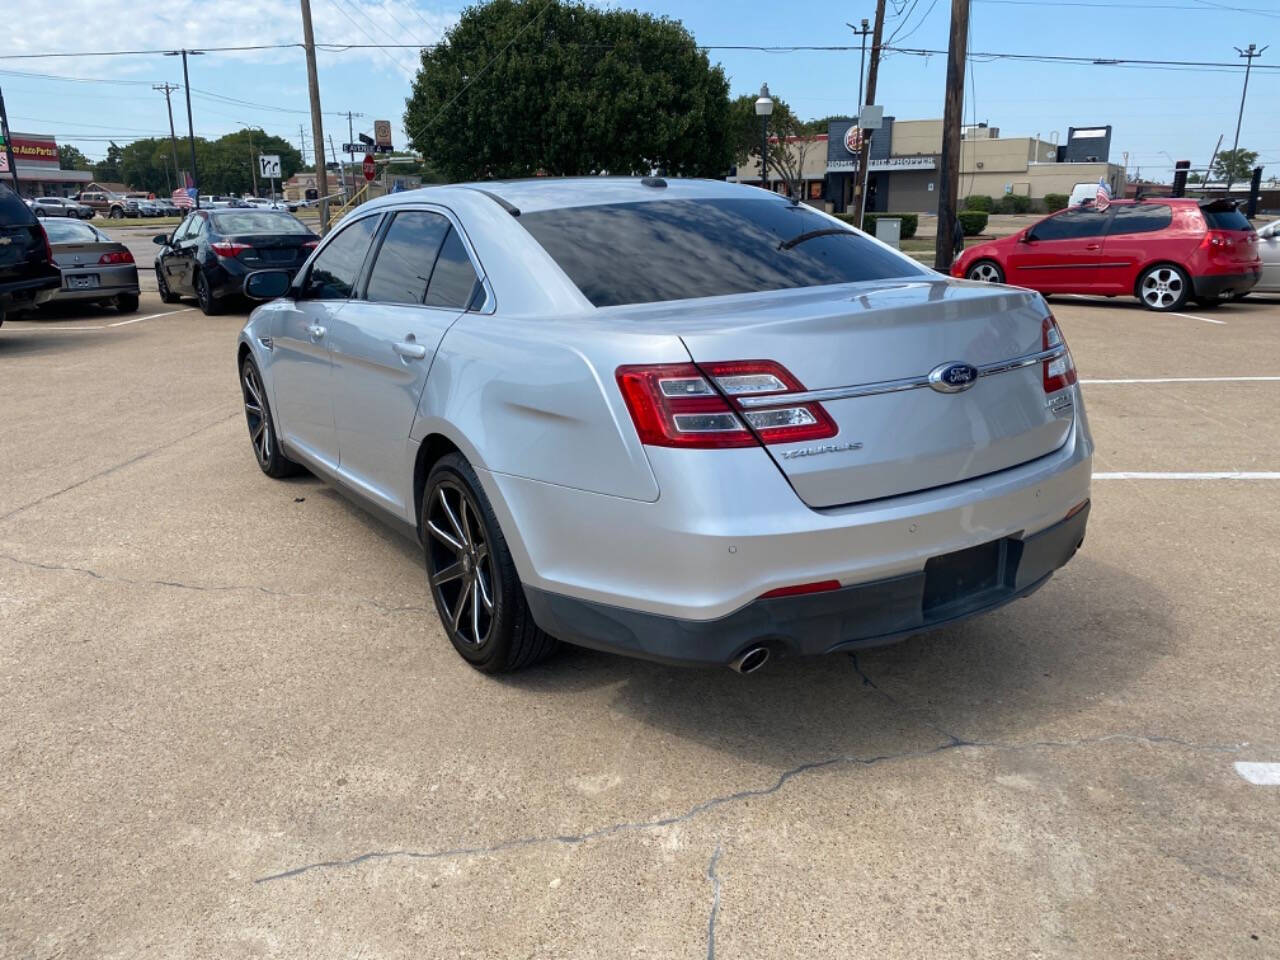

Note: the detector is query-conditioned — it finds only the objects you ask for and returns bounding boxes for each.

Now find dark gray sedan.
[42,218,140,313]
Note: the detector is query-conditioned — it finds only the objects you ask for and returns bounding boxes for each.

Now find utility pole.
[0,87,21,193]
[846,18,872,110]
[328,134,345,200]
[299,0,330,232]
[852,0,886,229]
[933,0,970,271]
[299,124,308,158]
[1206,132,1224,186]
[1226,43,1267,190]
[247,126,258,197]
[153,82,182,193]
[164,50,203,208]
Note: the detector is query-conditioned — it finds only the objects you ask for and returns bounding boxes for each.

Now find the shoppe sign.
[832,154,938,173]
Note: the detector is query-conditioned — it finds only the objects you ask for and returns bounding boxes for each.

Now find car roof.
[361,177,771,216]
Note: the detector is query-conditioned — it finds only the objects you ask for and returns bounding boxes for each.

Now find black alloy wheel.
[423,453,558,673]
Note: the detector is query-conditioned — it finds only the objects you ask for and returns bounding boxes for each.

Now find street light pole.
[165,49,203,208]
[847,18,872,109]
[755,83,773,193]
[1226,43,1267,191]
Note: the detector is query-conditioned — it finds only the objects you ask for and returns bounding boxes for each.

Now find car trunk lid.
[51,241,123,269]
[672,279,1074,508]
[219,233,314,267]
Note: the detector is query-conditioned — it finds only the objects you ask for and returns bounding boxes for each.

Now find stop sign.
[362,154,376,181]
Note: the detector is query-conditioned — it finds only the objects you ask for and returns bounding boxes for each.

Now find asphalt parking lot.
[3,288,1279,958]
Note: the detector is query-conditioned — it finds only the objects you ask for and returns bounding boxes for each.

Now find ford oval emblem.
[928,361,979,394]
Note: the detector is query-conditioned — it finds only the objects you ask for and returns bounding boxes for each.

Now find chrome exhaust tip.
[729,645,770,675]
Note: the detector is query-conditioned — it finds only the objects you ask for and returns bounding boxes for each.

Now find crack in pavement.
[705,843,722,960]
[0,553,430,616]
[0,412,240,524]
[253,729,1246,884]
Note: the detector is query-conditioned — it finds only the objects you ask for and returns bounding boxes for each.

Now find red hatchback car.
[952,198,1261,311]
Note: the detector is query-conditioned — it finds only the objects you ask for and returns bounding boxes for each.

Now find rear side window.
[1107,204,1172,236]
[1201,205,1251,231]
[303,215,380,300]
[1031,209,1109,241]
[518,197,925,307]
[424,227,482,309]
[364,211,451,305]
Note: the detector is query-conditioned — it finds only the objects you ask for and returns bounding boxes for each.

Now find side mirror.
[244,270,293,301]
[1019,230,1035,244]
[153,234,169,246]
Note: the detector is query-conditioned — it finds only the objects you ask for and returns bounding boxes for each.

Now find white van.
[1069,181,1105,207]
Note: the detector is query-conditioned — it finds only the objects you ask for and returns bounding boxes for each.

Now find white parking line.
[1234,762,1280,785]
[1171,312,1226,325]
[108,307,194,327]
[1094,472,1280,480]
[1081,376,1280,384]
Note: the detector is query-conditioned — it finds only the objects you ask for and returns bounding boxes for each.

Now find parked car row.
[953,197,1267,310]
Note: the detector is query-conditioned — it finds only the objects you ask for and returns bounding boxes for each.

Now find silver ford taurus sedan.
[237,178,1092,674]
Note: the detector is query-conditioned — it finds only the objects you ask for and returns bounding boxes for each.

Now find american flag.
[1095,178,1111,210]
[171,187,194,210]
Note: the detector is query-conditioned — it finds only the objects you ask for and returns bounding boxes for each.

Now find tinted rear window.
[0,184,36,226]
[211,211,310,235]
[1201,205,1251,232]
[1107,204,1172,235]
[518,197,926,307]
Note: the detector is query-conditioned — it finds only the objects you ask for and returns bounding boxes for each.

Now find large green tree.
[58,144,92,171]
[106,130,302,195]
[404,0,733,180]
[1212,147,1259,183]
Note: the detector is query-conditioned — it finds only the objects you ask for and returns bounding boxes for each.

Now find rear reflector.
[760,579,842,599]
[1063,499,1089,521]
[616,360,837,449]
[1042,315,1077,394]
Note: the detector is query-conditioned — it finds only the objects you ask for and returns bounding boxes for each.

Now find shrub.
[994,194,1032,214]
[1043,192,1069,212]
[832,212,918,240]
[962,194,993,212]
[957,211,988,236]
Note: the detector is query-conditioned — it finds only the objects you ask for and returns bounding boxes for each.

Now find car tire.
[423,453,559,674]
[109,208,124,220]
[194,269,222,315]
[156,266,181,304]
[966,259,1004,284]
[240,356,302,479]
[116,293,139,313]
[1136,263,1190,312]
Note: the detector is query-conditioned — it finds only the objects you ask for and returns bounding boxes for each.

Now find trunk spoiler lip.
[735,344,1068,410]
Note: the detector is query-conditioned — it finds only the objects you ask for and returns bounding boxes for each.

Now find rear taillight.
[1204,231,1235,251]
[302,240,318,251]
[1042,315,1077,393]
[616,360,837,449]
[37,224,54,263]
[211,241,251,258]
[97,250,134,265]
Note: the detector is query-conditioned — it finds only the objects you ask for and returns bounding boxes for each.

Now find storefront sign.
[3,135,59,169]
[827,154,937,173]
[844,126,863,154]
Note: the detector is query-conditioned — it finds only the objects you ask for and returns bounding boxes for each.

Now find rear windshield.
[518,197,926,307]
[0,184,37,226]
[210,211,310,235]
[43,219,102,243]
[1201,205,1252,231]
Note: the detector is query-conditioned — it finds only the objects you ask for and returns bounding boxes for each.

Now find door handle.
[394,340,428,360]
[307,324,326,340]
[1085,243,1101,251]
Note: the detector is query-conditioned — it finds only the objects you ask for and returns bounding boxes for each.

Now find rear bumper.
[1192,268,1261,299]
[206,260,302,299]
[526,502,1089,667]
[51,265,140,301]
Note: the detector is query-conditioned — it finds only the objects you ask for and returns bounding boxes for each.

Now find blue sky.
[3,0,1278,180]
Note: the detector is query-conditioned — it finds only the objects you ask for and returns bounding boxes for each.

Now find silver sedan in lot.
[1252,219,1280,293]
[237,178,1093,674]
[42,218,140,312]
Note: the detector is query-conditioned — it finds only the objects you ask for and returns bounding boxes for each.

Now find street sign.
[363,154,376,182]
[374,120,392,149]
[857,105,884,130]
[344,143,393,154]
[359,132,374,146]
[258,154,281,179]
